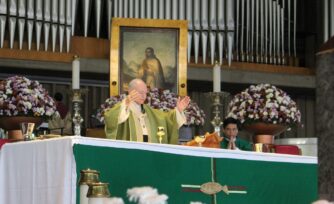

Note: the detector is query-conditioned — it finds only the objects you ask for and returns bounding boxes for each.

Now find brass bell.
[87,182,111,198]
[78,169,100,185]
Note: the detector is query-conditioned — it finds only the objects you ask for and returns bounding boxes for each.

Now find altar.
[0,137,317,204]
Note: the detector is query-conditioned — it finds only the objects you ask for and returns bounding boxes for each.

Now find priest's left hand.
[177,96,190,112]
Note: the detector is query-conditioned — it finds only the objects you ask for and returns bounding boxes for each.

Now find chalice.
[157,126,165,144]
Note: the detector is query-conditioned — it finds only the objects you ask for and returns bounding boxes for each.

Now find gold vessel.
[87,182,111,198]
[78,169,100,185]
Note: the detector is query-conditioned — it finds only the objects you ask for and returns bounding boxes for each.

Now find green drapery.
[74,144,317,204]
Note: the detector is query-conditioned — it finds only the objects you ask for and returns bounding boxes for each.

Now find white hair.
[128,78,146,91]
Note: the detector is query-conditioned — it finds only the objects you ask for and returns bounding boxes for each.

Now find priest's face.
[133,82,148,104]
[223,123,238,138]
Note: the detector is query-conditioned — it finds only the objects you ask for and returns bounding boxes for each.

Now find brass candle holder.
[78,168,101,204]
[78,168,100,185]
[87,182,111,198]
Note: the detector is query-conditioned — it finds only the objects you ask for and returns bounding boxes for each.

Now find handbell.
[87,182,111,198]
[78,169,100,185]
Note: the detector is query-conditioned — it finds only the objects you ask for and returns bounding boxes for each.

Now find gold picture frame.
[109,18,188,96]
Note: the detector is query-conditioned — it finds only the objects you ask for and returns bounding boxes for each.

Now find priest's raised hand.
[177,96,190,112]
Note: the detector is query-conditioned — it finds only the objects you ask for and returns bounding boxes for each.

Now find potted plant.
[0,76,57,139]
[226,83,301,144]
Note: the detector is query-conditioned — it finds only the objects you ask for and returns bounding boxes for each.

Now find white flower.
[8,103,16,110]
[127,186,168,204]
[265,88,274,93]
[239,109,246,116]
[273,102,279,108]
[312,200,334,204]
[276,96,283,103]
[23,101,32,109]
[265,102,272,108]
[240,101,246,108]
[266,93,274,99]
[5,89,12,94]
[270,111,276,118]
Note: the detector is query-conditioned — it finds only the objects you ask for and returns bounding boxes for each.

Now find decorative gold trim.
[86,182,111,198]
[109,18,188,96]
[78,168,100,185]
[200,182,223,195]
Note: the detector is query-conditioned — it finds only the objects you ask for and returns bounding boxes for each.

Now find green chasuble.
[104,103,180,144]
[220,136,253,151]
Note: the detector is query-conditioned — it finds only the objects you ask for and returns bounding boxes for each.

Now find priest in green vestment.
[104,79,190,144]
[220,117,253,151]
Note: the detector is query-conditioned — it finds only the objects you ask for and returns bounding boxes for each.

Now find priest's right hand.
[125,90,141,106]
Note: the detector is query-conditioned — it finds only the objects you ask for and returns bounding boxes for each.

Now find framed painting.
[109,18,188,96]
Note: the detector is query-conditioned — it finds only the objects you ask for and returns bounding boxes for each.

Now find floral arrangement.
[227,84,301,126]
[95,88,205,126]
[0,76,57,120]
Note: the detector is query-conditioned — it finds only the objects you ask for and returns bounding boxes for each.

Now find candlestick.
[208,92,230,136]
[213,62,221,92]
[72,89,88,136]
[87,182,110,204]
[78,169,100,204]
[72,55,80,90]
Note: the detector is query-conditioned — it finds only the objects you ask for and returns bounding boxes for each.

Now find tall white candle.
[88,197,104,204]
[80,184,89,204]
[213,62,221,92]
[72,55,80,89]
[103,197,124,204]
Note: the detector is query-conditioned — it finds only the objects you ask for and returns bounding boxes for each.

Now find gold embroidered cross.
[181,158,247,204]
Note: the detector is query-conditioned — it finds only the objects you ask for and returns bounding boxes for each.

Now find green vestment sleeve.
[104,103,180,144]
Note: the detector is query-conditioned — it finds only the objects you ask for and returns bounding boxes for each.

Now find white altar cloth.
[0,137,77,204]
